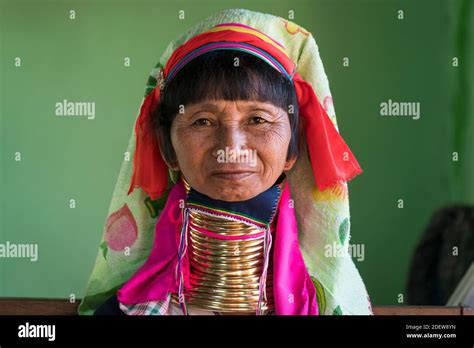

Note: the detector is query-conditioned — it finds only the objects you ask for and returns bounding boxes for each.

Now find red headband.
[128,24,363,200]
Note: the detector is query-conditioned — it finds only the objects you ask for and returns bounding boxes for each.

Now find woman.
[80,9,373,316]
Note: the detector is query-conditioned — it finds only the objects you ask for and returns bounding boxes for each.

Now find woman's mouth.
[211,170,256,181]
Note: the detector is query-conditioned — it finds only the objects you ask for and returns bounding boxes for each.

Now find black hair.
[151,50,299,165]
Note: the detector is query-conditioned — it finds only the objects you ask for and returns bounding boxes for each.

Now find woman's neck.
[180,173,286,226]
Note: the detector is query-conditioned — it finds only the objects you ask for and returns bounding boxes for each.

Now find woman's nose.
[212,125,247,157]
[217,125,246,150]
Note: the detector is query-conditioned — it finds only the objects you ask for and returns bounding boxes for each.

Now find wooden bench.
[0,298,472,315]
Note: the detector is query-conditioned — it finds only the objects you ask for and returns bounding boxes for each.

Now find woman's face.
[168,99,297,201]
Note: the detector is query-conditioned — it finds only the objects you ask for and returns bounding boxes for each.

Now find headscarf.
[128,23,362,201]
[78,8,373,315]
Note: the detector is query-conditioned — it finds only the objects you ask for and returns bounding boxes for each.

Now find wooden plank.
[0,298,468,315]
[0,298,79,315]
[462,307,474,316]
[373,305,461,315]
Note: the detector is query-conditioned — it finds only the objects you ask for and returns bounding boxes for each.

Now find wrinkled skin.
[164,99,297,201]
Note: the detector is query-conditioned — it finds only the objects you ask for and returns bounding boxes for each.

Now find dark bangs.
[152,50,299,164]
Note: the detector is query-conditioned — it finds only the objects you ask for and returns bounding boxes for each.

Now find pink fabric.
[117,179,318,315]
[273,182,318,315]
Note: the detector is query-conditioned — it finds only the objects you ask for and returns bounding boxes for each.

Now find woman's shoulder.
[94,294,126,316]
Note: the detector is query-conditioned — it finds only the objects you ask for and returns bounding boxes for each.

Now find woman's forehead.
[185,99,283,114]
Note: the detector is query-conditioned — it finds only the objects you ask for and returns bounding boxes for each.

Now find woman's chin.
[202,174,261,201]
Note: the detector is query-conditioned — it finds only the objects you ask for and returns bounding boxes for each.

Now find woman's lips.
[211,171,256,181]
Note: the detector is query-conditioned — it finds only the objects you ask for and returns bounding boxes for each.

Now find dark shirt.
[94,294,126,316]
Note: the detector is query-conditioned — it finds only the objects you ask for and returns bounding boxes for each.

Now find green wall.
[1,0,472,305]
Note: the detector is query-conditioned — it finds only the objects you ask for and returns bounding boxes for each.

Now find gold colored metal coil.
[170,293,273,313]
[176,175,276,314]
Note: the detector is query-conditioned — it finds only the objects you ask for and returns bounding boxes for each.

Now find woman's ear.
[156,130,180,171]
[169,163,180,171]
[159,148,179,171]
[284,155,298,171]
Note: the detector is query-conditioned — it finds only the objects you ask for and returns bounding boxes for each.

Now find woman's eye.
[249,116,267,124]
[192,118,212,126]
